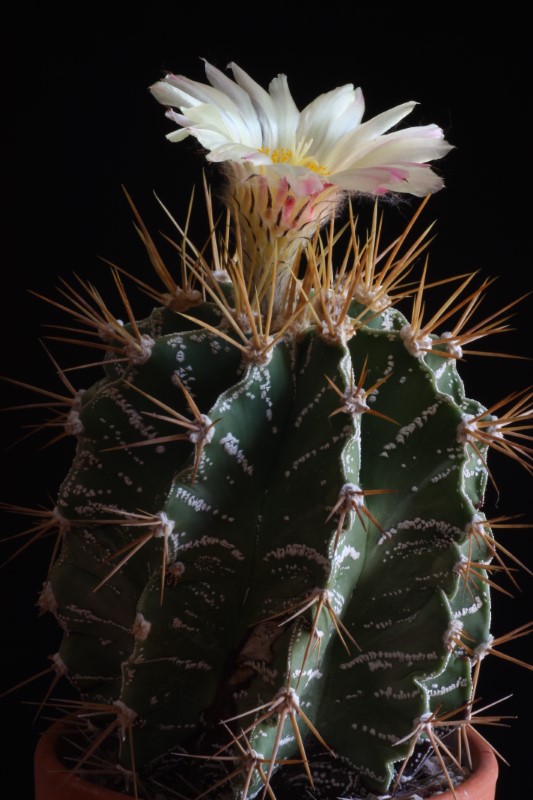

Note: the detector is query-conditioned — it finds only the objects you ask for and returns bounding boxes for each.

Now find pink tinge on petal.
[274,177,291,205]
[281,195,297,224]
[287,172,328,197]
[382,124,447,142]
[165,109,193,127]
[271,178,301,226]
[374,163,445,197]
[301,174,326,195]
[237,150,272,166]
[330,163,442,196]
[381,167,409,183]
[373,166,419,193]
[152,61,452,203]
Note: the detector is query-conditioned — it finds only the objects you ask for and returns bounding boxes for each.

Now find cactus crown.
[3,61,532,800]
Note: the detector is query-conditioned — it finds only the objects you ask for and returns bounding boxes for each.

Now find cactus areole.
[20,62,530,799]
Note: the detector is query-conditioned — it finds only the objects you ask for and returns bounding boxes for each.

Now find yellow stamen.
[258,144,330,175]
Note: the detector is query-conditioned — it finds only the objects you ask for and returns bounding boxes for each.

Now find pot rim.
[35,717,498,800]
[35,715,135,799]
[423,729,498,800]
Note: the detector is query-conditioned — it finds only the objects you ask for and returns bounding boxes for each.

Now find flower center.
[259,139,330,175]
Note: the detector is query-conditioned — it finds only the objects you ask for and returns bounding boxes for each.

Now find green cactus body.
[38,249,496,796]
[12,61,530,800]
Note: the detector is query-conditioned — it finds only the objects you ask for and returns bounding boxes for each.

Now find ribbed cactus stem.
[10,59,530,800]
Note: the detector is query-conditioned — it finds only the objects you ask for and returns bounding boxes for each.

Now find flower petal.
[264,163,327,196]
[344,134,453,170]
[165,108,194,128]
[344,101,418,146]
[206,142,267,163]
[151,62,451,203]
[331,163,445,196]
[179,125,234,153]
[297,85,365,154]
[268,73,300,145]
[150,80,196,109]
[184,103,252,145]
[166,128,191,143]
[164,73,237,112]
[228,61,278,148]
[203,61,263,144]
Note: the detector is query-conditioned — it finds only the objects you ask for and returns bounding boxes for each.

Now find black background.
[1,7,531,798]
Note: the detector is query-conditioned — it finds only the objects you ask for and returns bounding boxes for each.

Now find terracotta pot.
[423,730,499,800]
[34,717,134,800]
[34,719,498,800]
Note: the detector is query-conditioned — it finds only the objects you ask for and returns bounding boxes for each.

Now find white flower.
[151,62,453,321]
[150,61,452,198]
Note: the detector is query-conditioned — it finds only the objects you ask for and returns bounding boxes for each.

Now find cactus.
[5,61,533,799]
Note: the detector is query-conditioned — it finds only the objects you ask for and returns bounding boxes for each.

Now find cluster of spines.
[1,189,532,800]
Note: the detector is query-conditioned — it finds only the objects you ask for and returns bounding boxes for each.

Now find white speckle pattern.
[380,401,441,456]
[452,595,483,618]
[178,535,245,561]
[264,544,330,572]
[294,386,327,428]
[341,650,438,671]
[427,675,469,697]
[334,544,361,565]
[219,432,254,476]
